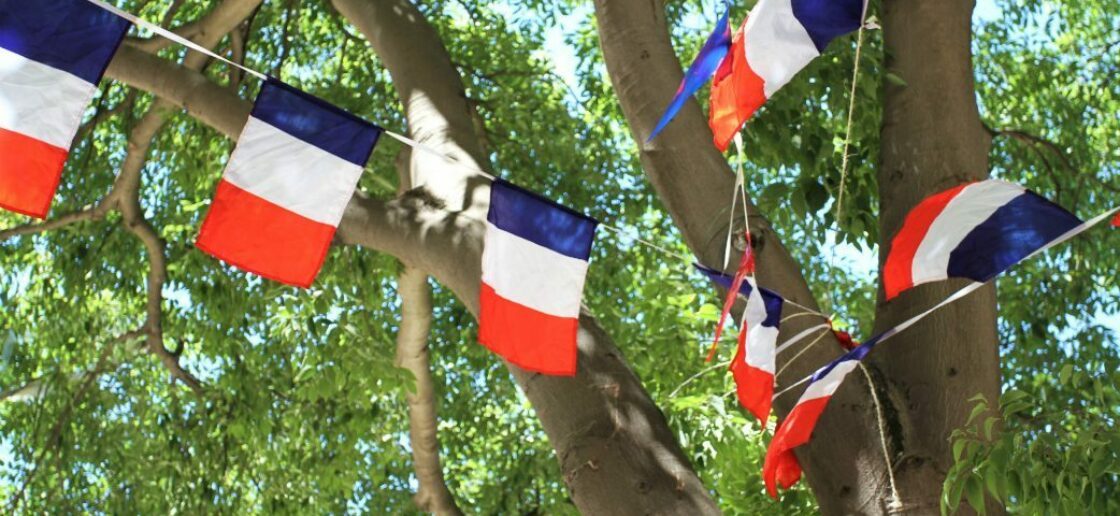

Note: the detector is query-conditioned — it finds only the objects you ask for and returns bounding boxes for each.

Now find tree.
[1,0,1117,514]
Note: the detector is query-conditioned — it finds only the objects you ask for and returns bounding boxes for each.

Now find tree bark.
[395,267,463,516]
[592,1,907,513]
[873,1,1002,514]
[331,1,719,511]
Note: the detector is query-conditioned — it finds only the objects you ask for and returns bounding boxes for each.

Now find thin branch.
[0,202,114,242]
[6,330,145,512]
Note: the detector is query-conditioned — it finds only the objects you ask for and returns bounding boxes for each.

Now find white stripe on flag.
[911,181,1025,286]
[0,47,97,149]
[743,0,820,97]
[481,223,589,318]
[223,117,364,227]
[801,360,859,401]
[743,282,778,373]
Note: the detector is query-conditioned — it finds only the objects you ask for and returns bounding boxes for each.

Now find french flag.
[763,339,873,498]
[883,180,1082,301]
[708,0,865,151]
[696,264,783,424]
[196,79,382,288]
[0,0,130,218]
[647,8,732,141]
[479,180,598,376]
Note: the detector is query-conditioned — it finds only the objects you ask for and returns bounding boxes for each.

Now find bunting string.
[85,0,267,80]
[773,206,1120,400]
[73,0,1117,408]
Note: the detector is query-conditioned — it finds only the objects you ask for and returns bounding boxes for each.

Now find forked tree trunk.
[596,0,1005,513]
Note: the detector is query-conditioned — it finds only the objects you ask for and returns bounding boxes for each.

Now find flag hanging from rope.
[0,0,131,218]
[479,180,598,376]
[647,8,732,141]
[704,245,756,362]
[883,180,1082,300]
[763,337,875,498]
[696,264,783,424]
[708,0,866,151]
[196,79,382,288]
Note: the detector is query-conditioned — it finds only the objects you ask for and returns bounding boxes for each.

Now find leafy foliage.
[0,0,1117,513]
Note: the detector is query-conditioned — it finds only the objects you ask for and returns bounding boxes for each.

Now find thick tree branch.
[330,1,720,512]
[588,1,905,512]
[395,266,462,516]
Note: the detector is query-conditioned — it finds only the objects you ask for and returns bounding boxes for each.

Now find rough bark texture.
[873,1,1003,514]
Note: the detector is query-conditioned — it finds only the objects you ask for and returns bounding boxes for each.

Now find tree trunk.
[871,0,1002,514]
[592,0,905,513]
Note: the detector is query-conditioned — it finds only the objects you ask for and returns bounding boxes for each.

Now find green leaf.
[966,475,987,516]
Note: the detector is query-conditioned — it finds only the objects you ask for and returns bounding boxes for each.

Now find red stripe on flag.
[706,245,755,362]
[763,395,831,498]
[730,332,774,424]
[195,180,336,288]
[709,18,766,152]
[0,127,69,219]
[479,282,579,376]
[882,183,971,300]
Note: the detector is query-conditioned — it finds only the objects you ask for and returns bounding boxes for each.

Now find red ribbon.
[706,236,755,362]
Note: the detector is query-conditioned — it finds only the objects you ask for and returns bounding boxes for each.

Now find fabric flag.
[705,244,756,362]
[647,9,732,141]
[763,337,876,498]
[1112,212,1119,227]
[708,0,865,151]
[883,180,1082,300]
[696,264,783,424]
[479,179,598,376]
[196,79,382,288]
[0,0,131,218]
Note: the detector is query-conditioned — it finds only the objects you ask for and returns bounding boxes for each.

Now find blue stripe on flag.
[251,79,383,166]
[647,9,732,141]
[791,0,865,52]
[488,180,598,260]
[0,0,131,84]
[947,191,1081,283]
[809,339,874,383]
[694,264,784,327]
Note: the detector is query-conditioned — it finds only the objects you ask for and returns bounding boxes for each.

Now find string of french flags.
[1,0,1118,500]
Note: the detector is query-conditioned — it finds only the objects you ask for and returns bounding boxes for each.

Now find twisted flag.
[479,180,598,376]
[883,180,1082,300]
[0,0,130,218]
[763,339,875,498]
[705,245,756,362]
[709,0,866,151]
[696,264,783,424]
[648,9,732,141]
[196,79,383,287]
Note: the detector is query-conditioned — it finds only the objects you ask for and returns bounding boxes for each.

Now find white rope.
[85,0,267,80]
[775,324,831,355]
